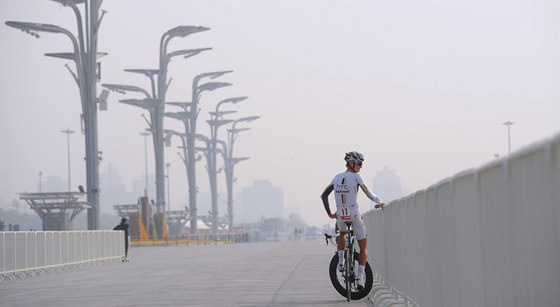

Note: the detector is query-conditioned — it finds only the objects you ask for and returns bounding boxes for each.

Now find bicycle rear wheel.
[345,248,351,301]
[328,252,374,300]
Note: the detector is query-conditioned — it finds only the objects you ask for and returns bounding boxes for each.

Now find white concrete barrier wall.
[364,133,560,307]
[1,230,125,275]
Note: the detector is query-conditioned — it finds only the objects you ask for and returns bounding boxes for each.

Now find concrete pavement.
[0,240,371,306]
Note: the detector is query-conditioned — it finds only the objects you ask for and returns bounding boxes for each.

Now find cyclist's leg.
[337,232,347,251]
[336,219,348,269]
[336,219,348,251]
[357,237,367,265]
[353,216,368,265]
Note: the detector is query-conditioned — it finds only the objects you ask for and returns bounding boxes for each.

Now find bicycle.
[325,221,373,301]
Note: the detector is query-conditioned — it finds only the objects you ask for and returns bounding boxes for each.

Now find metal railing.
[0,230,124,283]
[364,132,560,307]
[369,270,419,307]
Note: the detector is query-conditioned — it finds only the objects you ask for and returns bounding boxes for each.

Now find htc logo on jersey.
[335,184,349,194]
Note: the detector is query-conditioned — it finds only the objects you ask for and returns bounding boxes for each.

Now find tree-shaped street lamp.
[6,1,106,229]
[223,116,259,230]
[175,72,232,233]
[101,29,210,213]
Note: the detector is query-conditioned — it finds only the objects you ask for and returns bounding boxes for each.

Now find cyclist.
[321,151,384,289]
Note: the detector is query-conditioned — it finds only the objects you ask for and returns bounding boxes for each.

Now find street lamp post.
[61,129,75,192]
[6,1,107,229]
[503,121,515,156]
[39,171,43,193]
[213,139,245,231]
[140,132,151,197]
[205,97,247,234]
[102,83,152,99]
[181,71,232,233]
[166,162,171,215]
[224,116,259,231]
[153,39,209,214]
[207,106,247,234]
[103,36,210,215]
[164,127,200,232]
[194,134,220,233]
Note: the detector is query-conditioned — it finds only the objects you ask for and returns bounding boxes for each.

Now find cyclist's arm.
[359,184,381,204]
[320,184,336,217]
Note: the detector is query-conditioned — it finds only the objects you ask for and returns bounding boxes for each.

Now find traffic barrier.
[0,230,124,283]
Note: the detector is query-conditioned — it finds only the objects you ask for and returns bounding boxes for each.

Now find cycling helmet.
[344,151,364,163]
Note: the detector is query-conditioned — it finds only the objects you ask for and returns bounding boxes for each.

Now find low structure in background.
[19,192,91,231]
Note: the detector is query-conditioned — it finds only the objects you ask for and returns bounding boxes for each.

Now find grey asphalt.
[0,240,371,306]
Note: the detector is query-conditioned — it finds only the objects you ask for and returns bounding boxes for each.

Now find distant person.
[113,218,130,262]
[321,151,384,290]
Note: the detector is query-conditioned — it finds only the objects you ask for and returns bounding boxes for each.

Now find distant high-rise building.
[239,180,283,223]
[99,163,155,213]
[100,163,134,212]
[373,166,411,202]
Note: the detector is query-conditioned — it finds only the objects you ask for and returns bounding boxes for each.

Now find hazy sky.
[1,0,559,227]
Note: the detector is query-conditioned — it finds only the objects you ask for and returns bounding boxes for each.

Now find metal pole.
[210,124,219,235]
[503,121,515,156]
[225,117,257,231]
[226,128,236,232]
[508,126,511,155]
[186,73,232,234]
[61,129,75,192]
[156,33,169,214]
[140,132,151,196]
[225,158,234,232]
[166,163,171,214]
[85,0,101,230]
[188,90,199,234]
[5,1,104,229]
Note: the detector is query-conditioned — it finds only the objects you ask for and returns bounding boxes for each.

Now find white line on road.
[2,288,47,298]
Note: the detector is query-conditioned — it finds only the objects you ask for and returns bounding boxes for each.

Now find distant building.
[100,163,130,209]
[99,163,155,213]
[373,166,411,202]
[239,180,283,223]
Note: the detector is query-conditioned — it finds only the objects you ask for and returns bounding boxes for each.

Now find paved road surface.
[0,240,371,306]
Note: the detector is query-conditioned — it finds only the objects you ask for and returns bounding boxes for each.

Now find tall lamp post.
[503,121,515,156]
[163,119,192,221]
[39,171,43,193]
[61,129,75,192]
[103,33,210,215]
[206,97,247,234]
[7,1,107,229]
[195,134,226,233]
[140,132,151,197]
[155,39,209,214]
[179,71,232,233]
[224,116,259,231]
[166,162,171,215]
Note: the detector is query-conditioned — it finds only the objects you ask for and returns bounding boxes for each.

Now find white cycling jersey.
[331,171,380,218]
[321,171,381,240]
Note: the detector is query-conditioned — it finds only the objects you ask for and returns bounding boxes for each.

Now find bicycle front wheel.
[328,252,373,300]
[345,248,351,301]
